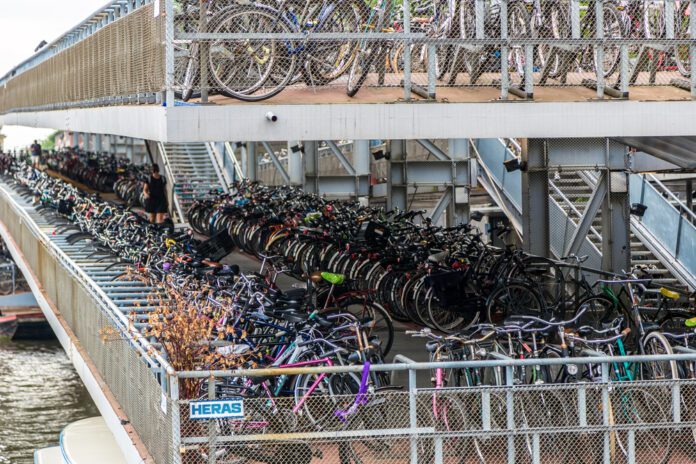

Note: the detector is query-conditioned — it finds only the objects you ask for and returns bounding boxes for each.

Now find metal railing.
[0,182,177,464]
[630,172,696,288]
[1,0,696,113]
[173,352,696,464]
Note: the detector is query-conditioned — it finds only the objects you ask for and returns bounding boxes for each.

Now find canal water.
[0,339,98,464]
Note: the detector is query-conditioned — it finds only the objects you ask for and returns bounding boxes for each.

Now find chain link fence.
[0,0,694,113]
[172,358,696,464]
[167,0,696,103]
[0,1,165,113]
[0,185,177,464]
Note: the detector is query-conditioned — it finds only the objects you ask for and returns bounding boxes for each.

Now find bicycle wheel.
[573,294,617,329]
[507,1,531,78]
[596,3,623,78]
[485,283,544,324]
[517,389,570,463]
[675,0,691,78]
[337,297,394,357]
[301,1,367,86]
[641,331,678,381]
[293,362,339,430]
[506,256,565,310]
[614,387,672,464]
[346,40,379,97]
[426,286,478,334]
[207,6,297,102]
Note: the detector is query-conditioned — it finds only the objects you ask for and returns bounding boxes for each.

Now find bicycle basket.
[356,221,390,245]
[424,270,470,309]
[195,230,235,262]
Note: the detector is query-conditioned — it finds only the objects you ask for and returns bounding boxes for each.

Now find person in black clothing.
[143,164,168,224]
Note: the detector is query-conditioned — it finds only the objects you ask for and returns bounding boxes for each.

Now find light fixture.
[503,157,526,172]
[630,203,647,217]
[470,211,484,222]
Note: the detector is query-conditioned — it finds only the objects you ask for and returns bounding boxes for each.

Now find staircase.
[157,142,228,223]
[549,170,680,286]
[475,138,696,290]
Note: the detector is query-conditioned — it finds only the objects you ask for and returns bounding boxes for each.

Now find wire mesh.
[167,0,696,103]
[0,3,165,113]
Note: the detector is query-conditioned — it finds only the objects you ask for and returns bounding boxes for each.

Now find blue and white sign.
[190,399,244,420]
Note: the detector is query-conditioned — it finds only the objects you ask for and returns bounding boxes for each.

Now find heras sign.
[189,399,244,420]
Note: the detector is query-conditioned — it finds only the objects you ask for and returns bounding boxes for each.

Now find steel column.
[387,140,407,212]
[303,141,319,194]
[94,134,102,153]
[448,138,470,225]
[354,140,371,200]
[602,170,631,274]
[288,141,304,186]
[245,142,257,182]
[522,139,549,257]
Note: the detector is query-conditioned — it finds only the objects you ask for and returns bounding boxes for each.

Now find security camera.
[265,112,278,122]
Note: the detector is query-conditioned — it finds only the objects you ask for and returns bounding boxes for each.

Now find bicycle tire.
[346,41,379,97]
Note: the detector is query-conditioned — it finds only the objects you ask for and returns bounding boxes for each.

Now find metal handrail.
[177,352,696,378]
[0,0,154,86]
[0,183,175,375]
[646,173,696,224]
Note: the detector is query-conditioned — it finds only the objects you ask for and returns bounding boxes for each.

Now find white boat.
[35,417,127,464]
[34,447,61,464]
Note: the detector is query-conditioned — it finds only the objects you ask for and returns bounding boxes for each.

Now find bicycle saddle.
[278,311,307,324]
[321,272,345,286]
[425,340,439,353]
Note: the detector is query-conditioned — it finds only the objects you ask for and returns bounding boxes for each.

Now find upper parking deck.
[0,0,695,141]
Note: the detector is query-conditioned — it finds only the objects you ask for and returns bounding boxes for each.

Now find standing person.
[30,140,42,168]
[143,164,168,224]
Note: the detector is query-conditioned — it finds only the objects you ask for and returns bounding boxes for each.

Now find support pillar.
[303,141,319,195]
[387,140,407,212]
[522,139,550,257]
[126,139,134,162]
[448,139,470,226]
[94,134,102,154]
[687,179,693,217]
[71,132,79,149]
[245,142,257,182]
[85,133,92,152]
[288,141,304,187]
[601,141,631,274]
[354,140,371,201]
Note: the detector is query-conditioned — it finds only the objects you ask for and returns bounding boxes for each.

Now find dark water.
[0,339,99,464]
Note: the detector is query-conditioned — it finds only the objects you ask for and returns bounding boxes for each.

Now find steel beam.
[522,139,550,257]
[429,189,453,225]
[416,139,450,161]
[325,141,356,176]
[261,142,290,184]
[564,171,608,257]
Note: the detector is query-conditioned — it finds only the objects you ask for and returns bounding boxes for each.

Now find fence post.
[691,0,696,98]
[524,45,534,98]
[164,0,175,106]
[409,368,418,464]
[200,0,210,103]
[403,0,412,101]
[619,44,629,96]
[428,44,437,98]
[170,376,181,464]
[595,0,604,97]
[500,0,509,99]
[208,376,216,464]
[601,362,610,464]
[506,366,515,464]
